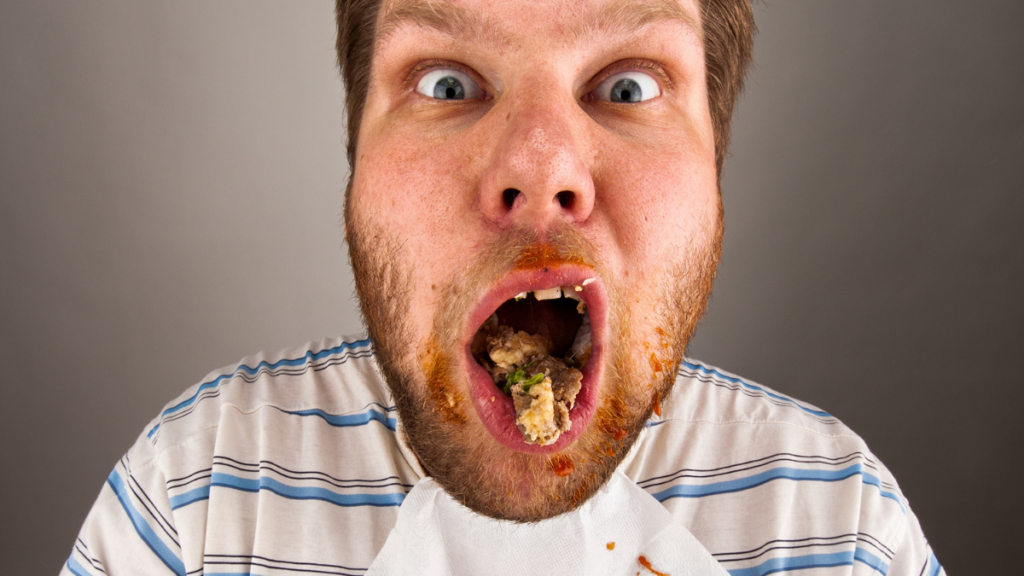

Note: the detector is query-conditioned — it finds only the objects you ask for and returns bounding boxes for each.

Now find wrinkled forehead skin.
[374,0,702,52]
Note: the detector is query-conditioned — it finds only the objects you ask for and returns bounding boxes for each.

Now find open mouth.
[462,267,606,454]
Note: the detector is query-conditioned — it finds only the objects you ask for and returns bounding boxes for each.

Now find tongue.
[494,297,582,357]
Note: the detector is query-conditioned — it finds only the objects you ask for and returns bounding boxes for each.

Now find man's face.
[346,0,721,520]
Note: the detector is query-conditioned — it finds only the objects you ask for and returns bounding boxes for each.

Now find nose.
[479,95,595,229]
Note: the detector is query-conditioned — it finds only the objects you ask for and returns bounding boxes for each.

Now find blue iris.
[610,78,642,103]
[433,76,465,100]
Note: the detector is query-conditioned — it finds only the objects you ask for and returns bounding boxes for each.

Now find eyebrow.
[593,0,700,40]
[376,0,700,47]
[376,0,492,45]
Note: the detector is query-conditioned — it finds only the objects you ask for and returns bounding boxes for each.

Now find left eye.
[593,71,661,103]
[416,69,483,100]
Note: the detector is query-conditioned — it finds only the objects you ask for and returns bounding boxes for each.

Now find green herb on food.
[503,362,532,394]
[504,363,545,394]
[520,372,545,392]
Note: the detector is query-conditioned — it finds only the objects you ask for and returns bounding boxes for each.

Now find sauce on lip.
[514,244,588,271]
[550,454,574,477]
[638,555,669,576]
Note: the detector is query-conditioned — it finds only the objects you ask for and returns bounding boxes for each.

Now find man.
[62,0,944,575]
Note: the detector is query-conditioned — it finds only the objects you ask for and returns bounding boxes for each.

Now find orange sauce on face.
[514,244,588,270]
[550,454,574,477]
[595,396,631,451]
[638,555,669,576]
[649,352,663,373]
[653,393,662,417]
[420,341,467,425]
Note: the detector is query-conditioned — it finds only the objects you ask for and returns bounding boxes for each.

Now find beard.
[346,202,722,522]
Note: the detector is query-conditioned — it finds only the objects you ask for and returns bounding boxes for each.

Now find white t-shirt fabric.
[61,336,946,576]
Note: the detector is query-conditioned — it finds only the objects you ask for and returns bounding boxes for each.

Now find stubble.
[346,201,722,521]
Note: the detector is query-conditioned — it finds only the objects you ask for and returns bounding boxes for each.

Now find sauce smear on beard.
[420,340,467,425]
[549,454,574,477]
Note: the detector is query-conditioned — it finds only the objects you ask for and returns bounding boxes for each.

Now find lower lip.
[461,270,607,454]
[465,351,603,454]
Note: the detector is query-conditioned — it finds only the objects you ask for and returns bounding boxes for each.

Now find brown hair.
[335,0,754,181]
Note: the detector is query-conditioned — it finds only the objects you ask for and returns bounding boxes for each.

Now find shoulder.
[660,358,855,434]
[625,359,915,575]
[127,334,422,507]
[74,336,418,574]
[142,335,387,450]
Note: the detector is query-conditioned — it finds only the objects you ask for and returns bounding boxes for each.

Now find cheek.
[592,135,718,282]
[358,132,475,232]
[352,125,490,328]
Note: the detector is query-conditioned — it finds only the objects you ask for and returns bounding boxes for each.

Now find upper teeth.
[519,279,594,303]
[533,287,563,301]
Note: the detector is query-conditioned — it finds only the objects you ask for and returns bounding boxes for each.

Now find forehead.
[375,0,701,52]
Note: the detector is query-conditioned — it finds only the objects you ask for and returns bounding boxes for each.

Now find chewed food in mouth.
[472,285,592,445]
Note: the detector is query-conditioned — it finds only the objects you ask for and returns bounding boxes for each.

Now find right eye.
[592,71,661,103]
[416,69,483,100]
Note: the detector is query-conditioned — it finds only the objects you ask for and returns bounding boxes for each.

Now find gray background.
[1,0,1020,573]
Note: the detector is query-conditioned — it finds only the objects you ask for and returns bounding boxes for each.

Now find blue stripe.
[854,547,890,575]
[726,551,854,576]
[682,361,833,418]
[208,472,405,507]
[169,485,211,510]
[283,407,397,431]
[148,339,371,438]
[106,470,186,576]
[66,556,91,576]
[861,471,907,512]
[652,462,904,513]
[653,464,861,500]
[927,551,942,576]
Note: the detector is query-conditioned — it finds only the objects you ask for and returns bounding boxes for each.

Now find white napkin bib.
[366,471,728,576]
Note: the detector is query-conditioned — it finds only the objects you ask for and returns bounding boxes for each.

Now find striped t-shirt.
[62,335,945,576]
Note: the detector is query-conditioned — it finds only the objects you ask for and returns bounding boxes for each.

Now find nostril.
[556,190,574,209]
[503,188,521,209]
